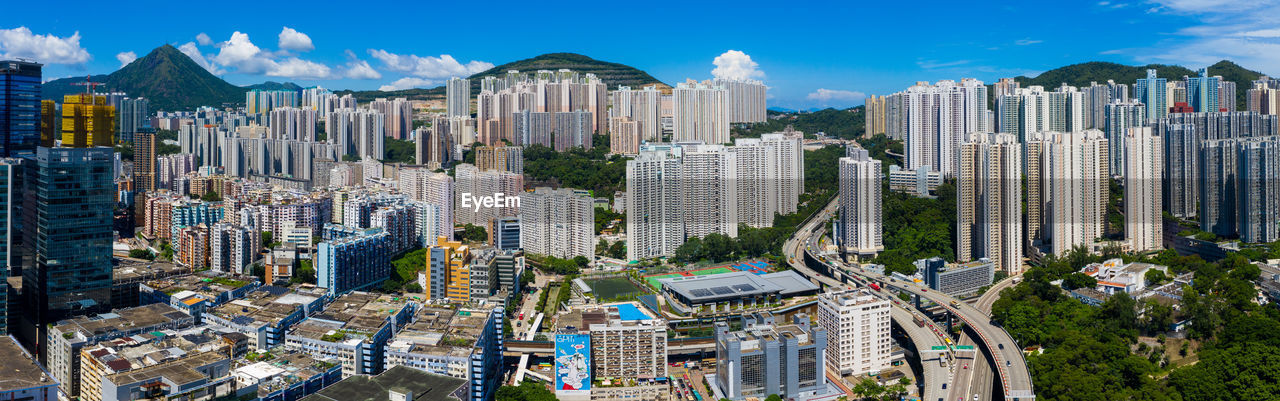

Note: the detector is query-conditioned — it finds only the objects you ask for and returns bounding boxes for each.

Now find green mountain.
[338,52,667,103]
[42,44,246,111]
[245,81,303,91]
[1012,60,1263,108]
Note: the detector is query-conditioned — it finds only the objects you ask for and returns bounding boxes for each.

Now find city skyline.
[4,0,1280,109]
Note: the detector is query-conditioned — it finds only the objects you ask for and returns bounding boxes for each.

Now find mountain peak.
[42,44,245,111]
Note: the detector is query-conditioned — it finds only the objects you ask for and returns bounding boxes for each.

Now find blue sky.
[4,0,1278,109]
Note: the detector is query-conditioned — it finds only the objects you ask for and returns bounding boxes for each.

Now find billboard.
[554,334,592,395]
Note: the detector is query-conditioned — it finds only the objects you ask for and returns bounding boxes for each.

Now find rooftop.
[113,260,190,284]
[289,292,413,342]
[660,270,818,302]
[234,349,339,397]
[145,274,255,301]
[300,365,464,401]
[208,286,326,328]
[388,308,491,356]
[53,304,193,339]
[107,350,227,387]
[0,336,55,392]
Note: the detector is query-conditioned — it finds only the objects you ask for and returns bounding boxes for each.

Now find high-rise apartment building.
[957,133,1023,274]
[60,94,115,147]
[1025,130,1109,255]
[453,163,522,227]
[325,108,385,160]
[246,89,298,114]
[1104,100,1147,176]
[672,79,730,145]
[587,308,668,379]
[474,145,522,174]
[1161,122,1198,218]
[369,97,412,140]
[397,168,454,240]
[22,147,115,336]
[1124,127,1163,252]
[1187,68,1221,113]
[519,187,593,259]
[1135,69,1168,121]
[1200,137,1280,243]
[268,107,318,141]
[731,132,804,228]
[626,146,684,261]
[837,147,882,258]
[817,289,890,376]
[1247,79,1279,115]
[711,78,767,123]
[116,97,149,143]
[1,60,41,156]
[610,85,662,144]
[446,77,471,117]
[888,79,988,176]
[864,95,887,138]
[133,131,157,193]
[316,226,391,295]
[993,77,1020,98]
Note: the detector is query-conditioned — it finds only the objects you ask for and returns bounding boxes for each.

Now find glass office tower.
[0,60,41,157]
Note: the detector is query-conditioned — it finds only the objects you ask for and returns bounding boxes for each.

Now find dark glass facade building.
[22,147,115,332]
[0,61,41,157]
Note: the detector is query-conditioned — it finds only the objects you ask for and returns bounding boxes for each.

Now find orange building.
[60,93,115,147]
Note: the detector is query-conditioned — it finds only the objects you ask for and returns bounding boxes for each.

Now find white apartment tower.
[447,77,471,117]
[626,146,686,261]
[1026,130,1110,256]
[519,187,595,259]
[891,79,988,176]
[731,133,804,227]
[672,80,730,145]
[610,85,663,143]
[838,147,883,258]
[957,133,1023,274]
[711,78,767,123]
[818,289,891,376]
[1125,127,1164,252]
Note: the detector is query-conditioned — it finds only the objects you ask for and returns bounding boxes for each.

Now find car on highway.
[998,343,1004,350]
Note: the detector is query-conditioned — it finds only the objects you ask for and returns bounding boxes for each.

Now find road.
[951,267,1023,400]
[889,303,952,401]
[784,197,1035,400]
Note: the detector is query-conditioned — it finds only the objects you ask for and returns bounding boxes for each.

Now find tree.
[261,231,274,249]
[1062,272,1097,290]
[495,382,557,401]
[764,395,782,401]
[129,249,154,260]
[250,264,265,280]
[519,270,535,291]
[200,191,222,202]
[405,282,423,293]
[291,260,316,285]
[1145,268,1168,286]
[607,241,626,259]
[461,224,488,243]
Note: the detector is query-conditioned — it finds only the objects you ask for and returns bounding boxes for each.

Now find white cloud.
[269,58,331,79]
[1135,1,1280,73]
[0,27,91,64]
[711,50,764,80]
[379,77,436,91]
[368,50,492,78]
[179,42,223,75]
[206,31,334,79]
[916,59,970,69]
[806,89,866,103]
[1015,38,1043,45]
[278,27,314,52]
[196,33,213,46]
[116,51,137,68]
[344,60,382,79]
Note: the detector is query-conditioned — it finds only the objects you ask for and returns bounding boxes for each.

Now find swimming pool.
[613,303,652,320]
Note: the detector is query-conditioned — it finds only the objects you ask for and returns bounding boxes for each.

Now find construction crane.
[71,75,106,94]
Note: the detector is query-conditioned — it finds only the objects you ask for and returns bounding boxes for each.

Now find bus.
[868,283,881,291]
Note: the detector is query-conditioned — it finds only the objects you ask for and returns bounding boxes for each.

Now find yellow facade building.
[61,94,115,147]
[421,236,472,302]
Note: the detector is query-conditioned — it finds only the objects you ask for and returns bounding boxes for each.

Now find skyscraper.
[864,95,887,138]
[609,85,662,144]
[0,60,41,156]
[1026,130,1109,255]
[1187,68,1221,113]
[1104,100,1147,176]
[446,77,471,117]
[957,133,1022,274]
[672,80,730,145]
[369,97,412,140]
[519,187,594,259]
[60,94,115,147]
[1135,69,1168,121]
[817,289,890,376]
[626,146,685,261]
[1161,122,1198,218]
[133,130,157,193]
[22,147,115,338]
[711,78,767,123]
[837,147,883,259]
[1201,137,1280,243]
[731,133,804,228]
[1124,127,1163,252]
[890,79,988,176]
[0,158,21,335]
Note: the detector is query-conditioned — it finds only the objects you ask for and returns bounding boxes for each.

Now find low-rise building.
[384,306,503,401]
[0,335,59,401]
[887,165,943,197]
[1080,258,1169,295]
[916,257,996,297]
[284,292,416,376]
[47,304,198,400]
[79,326,231,401]
[714,312,830,400]
[230,349,342,401]
[140,274,260,323]
[203,286,329,350]
[658,270,819,315]
[298,365,466,401]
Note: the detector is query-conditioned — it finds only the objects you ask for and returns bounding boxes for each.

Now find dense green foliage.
[496,382,557,401]
[460,224,488,243]
[291,259,316,285]
[527,254,588,275]
[851,377,911,401]
[382,138,416,164]
[595,207,623,234]
[870,182,957,275]
[991,246,1280,400]
[385,247,427,291]
[733,107,866,139]
[42,45,246,111]
[522,144,627,198]
[128,249,154,260]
